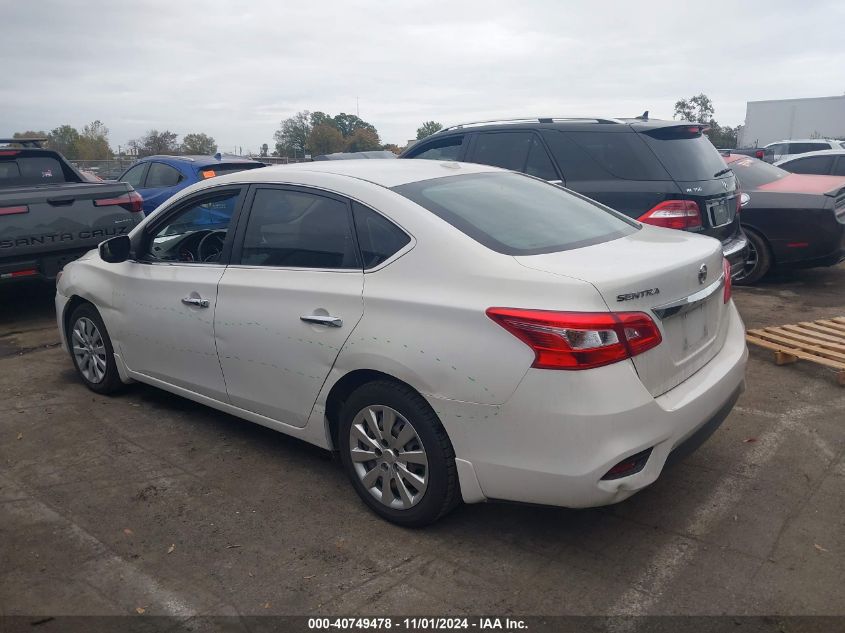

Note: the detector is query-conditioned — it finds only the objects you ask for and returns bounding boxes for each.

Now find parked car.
[722,147,775,163]
[56,160,746,525]
[722,153,845,284]
[763,139,845,163]
[775,149,845,176]
[118,154,265,215]
[400,116,748,277]
[0,137,143,283]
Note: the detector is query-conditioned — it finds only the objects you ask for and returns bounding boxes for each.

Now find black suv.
[400,117,748,276]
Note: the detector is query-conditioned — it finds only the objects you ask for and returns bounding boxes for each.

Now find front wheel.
[68,303,123,394]
[339,380,460,526]
[734,229,772,285]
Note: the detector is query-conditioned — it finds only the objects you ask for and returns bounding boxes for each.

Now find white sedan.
[55,160,747,526]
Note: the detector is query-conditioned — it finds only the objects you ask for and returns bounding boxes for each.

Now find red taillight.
[0,150,21,156]
[723,258,732,303]
[94,190,143,213]
[486,308,662,370]
[201,169,216,179]
[0,268,38,279]
[0,205,28,216]
[755,150,764,159]
[638,200,702,231]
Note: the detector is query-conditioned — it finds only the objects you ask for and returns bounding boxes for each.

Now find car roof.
[138,154,262,167]
[766,139,837,145]
[775,149,845,163]
[420,116,697,139]
[212,159,501,188]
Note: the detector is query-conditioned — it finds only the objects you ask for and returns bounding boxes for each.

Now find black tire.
[735,228,772,285]
[338,380,460,527]
[67,303,124,395]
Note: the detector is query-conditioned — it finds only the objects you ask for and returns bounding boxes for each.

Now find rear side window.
[784,155,835,175]
[239,188,360,269]
[352,202,411,268]
[833,158,845,177]
[544,131,670,181]
[0,154,74,187]
[146,163,183,187]
[789,142,831,154]
[406,136,464,161]
[392,172,637,256]
[198,163,265,179]
[728,158,789,188]
[121,163,147,188]
[638,127,727,182]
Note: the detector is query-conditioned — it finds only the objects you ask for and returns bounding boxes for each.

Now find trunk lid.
[515,227,729,396]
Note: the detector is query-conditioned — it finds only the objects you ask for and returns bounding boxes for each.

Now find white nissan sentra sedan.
[55,160,747,526]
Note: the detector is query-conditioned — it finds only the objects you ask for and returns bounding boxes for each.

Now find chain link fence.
[70,159,137,181]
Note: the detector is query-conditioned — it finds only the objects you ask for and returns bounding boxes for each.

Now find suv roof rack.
[0,137,48,148]
[440,117,624,132]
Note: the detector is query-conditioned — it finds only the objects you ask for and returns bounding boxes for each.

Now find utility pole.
[356,96,359,117]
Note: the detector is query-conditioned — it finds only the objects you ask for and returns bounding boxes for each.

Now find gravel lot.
[1,266,843,623]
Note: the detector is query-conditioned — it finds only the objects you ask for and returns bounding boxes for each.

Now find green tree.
[74,120,112,160]
[274,111,311,157]
[673,94,715,124]
[12,130,48,141]
[332,113,377,138]
[416,121,443,140]
[181,132,217,155]
[134,129,179,157]
[308,124,345,155]
[345,127,381,152]
[310,111,335,129]
[47,125,81,158]
[382,143,403,154]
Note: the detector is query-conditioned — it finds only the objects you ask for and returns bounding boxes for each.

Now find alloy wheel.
[737,239,759,282]
[348,405,429,510]
[72,317,108,384]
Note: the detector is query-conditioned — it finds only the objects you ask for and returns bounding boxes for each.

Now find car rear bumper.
[0,250,90,283]
[433,301,747,508]
[722,232,749,278]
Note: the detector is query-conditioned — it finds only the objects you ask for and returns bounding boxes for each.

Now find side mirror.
[99,235,131,263]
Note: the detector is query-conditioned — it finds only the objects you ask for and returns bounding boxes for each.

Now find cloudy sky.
[3,0,844,153]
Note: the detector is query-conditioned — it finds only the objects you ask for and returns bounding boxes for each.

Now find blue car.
[118,154,265,215]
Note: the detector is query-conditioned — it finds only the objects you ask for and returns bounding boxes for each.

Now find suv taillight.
[638,200,702,230]
[94,190,143,213]
[486,308,662,370]
[723,258,732,303]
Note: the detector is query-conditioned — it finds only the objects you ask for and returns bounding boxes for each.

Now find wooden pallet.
[746,317,845,386]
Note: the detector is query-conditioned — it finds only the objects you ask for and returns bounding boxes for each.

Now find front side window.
[146,162,183,188]
[392,172,637,256]
[142,189,241,263]
[406,136,464,161]
[784,155,835,175]
[524,137,558,180]
[833,157,845,176]
[121,163,147,188]
[352,202,410,268]
[239,188,359,269]
[470,132,533,172]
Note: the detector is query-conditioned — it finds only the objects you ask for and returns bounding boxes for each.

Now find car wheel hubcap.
[72,317,107,384]
[349,405,429,510]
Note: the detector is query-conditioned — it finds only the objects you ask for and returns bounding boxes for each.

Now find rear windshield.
[728,157,790,189]
[639,128,728,182]
[197,162,265,179]
[0,151,78,187]
[392,172,637,255]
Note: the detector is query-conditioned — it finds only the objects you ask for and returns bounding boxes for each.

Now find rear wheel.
[735,229,771,285]
[339,380,460,526]
[68,303,123,394]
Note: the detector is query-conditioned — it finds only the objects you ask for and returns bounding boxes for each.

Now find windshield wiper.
[713,167,733,178]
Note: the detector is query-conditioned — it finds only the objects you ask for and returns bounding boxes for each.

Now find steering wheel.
[197,230,227,262]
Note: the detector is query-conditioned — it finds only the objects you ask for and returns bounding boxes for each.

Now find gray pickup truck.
[0,138,143,283]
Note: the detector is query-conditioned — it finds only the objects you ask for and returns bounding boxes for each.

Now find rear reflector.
[638,200,702,231]
[0,150,21,156]
[786,242,809,248]
[200,169,216,179]
[0,205,28,216]
[723,258,732,303]
[0,268,38,279]
[94,190,143,213]
[486,308,662,370]
[601,448,653,480]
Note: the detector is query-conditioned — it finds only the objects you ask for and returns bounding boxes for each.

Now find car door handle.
[181,296,210,308]
[300,314,343,328]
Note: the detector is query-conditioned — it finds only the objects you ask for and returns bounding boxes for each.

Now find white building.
[737,95,845,148]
